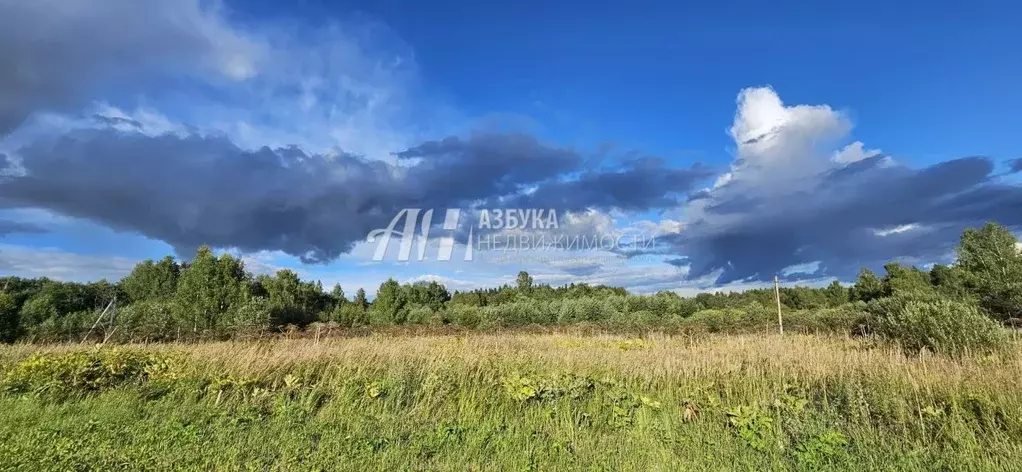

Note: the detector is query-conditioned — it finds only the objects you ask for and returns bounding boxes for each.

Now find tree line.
[0,223,1019,344]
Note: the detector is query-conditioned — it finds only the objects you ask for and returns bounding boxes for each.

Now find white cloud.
[2,3,447,165]
[0,0,262,132]
[192,20,439,161]
[729,86,850,183]
[781,261,821,276]
[832,141,882,164]
[0,244,135,282]
[873,224,921,237]
[404,274,483,292]
[680,86,865,228]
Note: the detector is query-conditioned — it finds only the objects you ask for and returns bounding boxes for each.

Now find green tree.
[120,256,180,302]
[851,268,885,302]
[516,271,533,293]
[353,288,369,309]
[781,286,829,310]
[403,281,450,312]
[259,269,325,326]
[330,284,346,305]
[956,222,1022,320]
[823,280,850,307]
[929,264,971,299]
[18,281,110,327]
[881,263,934,297]
[0,292,19,342]
[174,246,248,333]
[370,278,405,324]
[873,298,1008,357]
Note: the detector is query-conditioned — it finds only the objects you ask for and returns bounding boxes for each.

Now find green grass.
[1,333,1021,471]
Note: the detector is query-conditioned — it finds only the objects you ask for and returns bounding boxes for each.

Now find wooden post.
[774,275,784,335]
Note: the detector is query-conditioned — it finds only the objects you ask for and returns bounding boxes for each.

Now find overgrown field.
[2,333,1021,471]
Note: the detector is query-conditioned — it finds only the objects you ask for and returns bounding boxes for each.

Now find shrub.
[555,297,614,324]
[405,305,434,325]
[223,297,274,337]
[24,310,94,343]
[117,300,180,342]
[685,309,727,332]
[785,302,869,334]
[481,298,556,326]
[872,298,1009,357]
[3,349,176,395]
[443,304,482,328]
[331,304,369,327]
[610,309,656,328]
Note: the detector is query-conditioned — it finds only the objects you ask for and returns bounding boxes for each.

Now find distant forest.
[1,223,1019,344]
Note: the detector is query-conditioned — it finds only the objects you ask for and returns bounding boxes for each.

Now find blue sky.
[233,0,1022,162]
[0,0,1020,296]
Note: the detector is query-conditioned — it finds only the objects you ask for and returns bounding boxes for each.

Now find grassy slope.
[1,334,1021,471]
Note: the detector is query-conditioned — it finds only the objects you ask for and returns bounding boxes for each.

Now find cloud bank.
[0,1,1019,291]
[0,125,708,263]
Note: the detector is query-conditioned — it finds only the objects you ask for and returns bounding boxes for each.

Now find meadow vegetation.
[2,334,1022,470]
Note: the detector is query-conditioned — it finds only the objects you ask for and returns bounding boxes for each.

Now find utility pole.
[774,275,784,335]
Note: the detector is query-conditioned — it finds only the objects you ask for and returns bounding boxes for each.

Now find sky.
[0,0,1020,296]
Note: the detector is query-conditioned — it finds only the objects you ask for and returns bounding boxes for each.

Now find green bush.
[2,349,176,395]
[223,297,274,337]
[481,299,555,326]
[684,308,759,333]
[117,300,180,342]
[555,297,614,323]
[405,305,434,325]
[622,293,697,319]
[609,309,656,328]
[331,303,369,327]
[872,298,1008,357]
[23,310,94,343]
[785,302,869,334]
[443,304,482,328]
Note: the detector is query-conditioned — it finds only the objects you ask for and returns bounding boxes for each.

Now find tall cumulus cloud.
[667,87,1022,284]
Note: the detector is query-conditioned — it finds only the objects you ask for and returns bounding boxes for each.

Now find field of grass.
[2,333,1021,471]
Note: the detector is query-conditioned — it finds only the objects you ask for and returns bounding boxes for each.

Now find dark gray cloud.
[0,219,47,235]
[669,155,1022,284]
[1009,158,1022,174]
[546,260,604,277]
[496,157,715,212]
[0,128,705,263]
[0,0,256,134]
[394,134,584,205]
[92,115,143,130]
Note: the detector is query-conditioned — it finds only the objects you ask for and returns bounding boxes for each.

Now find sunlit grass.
[2,333,1021,470]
